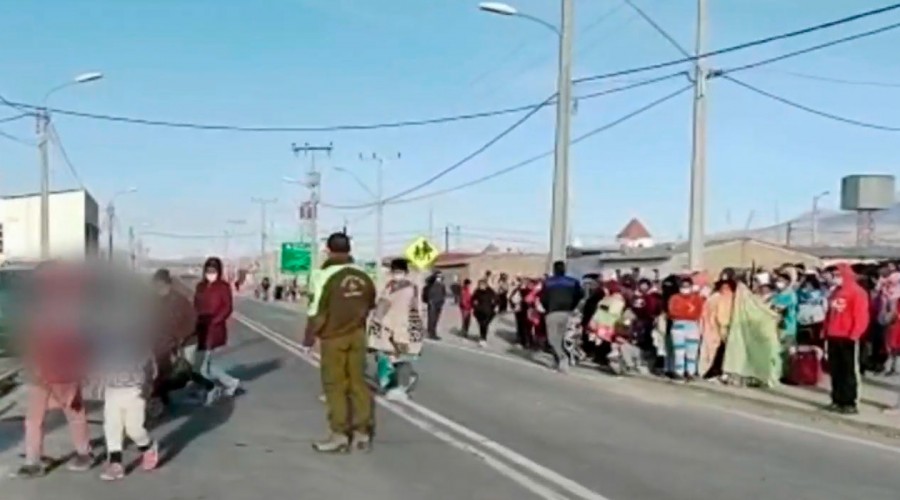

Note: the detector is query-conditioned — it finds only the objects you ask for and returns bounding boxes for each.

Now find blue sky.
[1,0,899,260]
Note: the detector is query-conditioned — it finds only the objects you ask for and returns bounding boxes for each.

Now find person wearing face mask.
[822,263,870,414]
[471,279,498,347]
[771,272,799,341]
[666,276,705,381]
[193,257,239,405]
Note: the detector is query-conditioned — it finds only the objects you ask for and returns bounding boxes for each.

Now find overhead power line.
[723,76,900,132]
[574,2,900,84]
[622,0,691,58]
[0,113,29,124]
[0,128,33,146]
[325,83,691,210]
[716,21,900,76]
[0,73,676,135]
[142,231,257,239]
[48,124,86,189]
[326,93,554,209]
[761,69,900,88]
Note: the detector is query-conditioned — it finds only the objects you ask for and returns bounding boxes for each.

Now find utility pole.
[128,225,136,270]
[37,110,51,259]
[686,0,709,271]
[785,221,793,247]
[428,206,434,242]
[105,202,115,262]
[251,197,276,278]
[292,142,332,276]
[811,190,830,246]
[548,0,574,268]
[359,152,399,288]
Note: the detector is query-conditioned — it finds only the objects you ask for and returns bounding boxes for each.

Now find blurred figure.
[472,279,498,347]
[194,257,239,405]
[17,262,92,478]
[92,271,159,481]
[667,276,705,381]
[149,269,198,417]
[459,278,474,338]
[422,271,446,340]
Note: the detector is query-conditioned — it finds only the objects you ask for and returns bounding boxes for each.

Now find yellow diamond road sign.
[404,236,440,270]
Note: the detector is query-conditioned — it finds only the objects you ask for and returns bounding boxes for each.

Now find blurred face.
[155,282,171,296]
[679,283,692,294]
[205,268,218,282]
[478,281,487,290]
[775,280,788,290]
[638,282,649,293]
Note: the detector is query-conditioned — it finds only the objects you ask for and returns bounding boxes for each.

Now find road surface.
[2,298,900,500]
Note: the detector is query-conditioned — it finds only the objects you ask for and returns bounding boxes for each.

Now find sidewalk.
[432,305,900,437]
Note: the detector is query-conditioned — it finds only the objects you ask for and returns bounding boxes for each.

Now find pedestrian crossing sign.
[404,236,440,270]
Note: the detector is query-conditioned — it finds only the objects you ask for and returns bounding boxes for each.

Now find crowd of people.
[14,257,241,481]
[436,259,900,415]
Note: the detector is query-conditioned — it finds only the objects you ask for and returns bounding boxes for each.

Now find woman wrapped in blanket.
[368,258,424,401]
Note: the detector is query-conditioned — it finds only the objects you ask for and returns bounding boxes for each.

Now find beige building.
[567,238,822,278]
[433,251,547,282]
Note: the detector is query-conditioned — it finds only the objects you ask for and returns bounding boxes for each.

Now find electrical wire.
[717,21,900,76]
[723,75,900,132]
[573,2,900,84]
[48,124,86,188]
[0,129,33,146]
[622,0,692,58]
[0,113,29,124]
[326,83,691,210]
[324,93,555,209]
[142,231,257,239]
[759,69,900,88]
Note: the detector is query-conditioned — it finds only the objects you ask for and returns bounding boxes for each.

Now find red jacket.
[194,279,233,350]
[824,263,870,341]
[460,286,473,312]
[667,292,704,322]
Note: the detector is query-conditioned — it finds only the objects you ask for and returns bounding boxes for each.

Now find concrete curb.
[629,372,900,439]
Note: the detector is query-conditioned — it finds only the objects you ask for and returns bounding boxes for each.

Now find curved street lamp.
[38,71,105,259]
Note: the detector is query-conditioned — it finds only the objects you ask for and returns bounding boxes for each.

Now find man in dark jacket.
[540,261,584,373]
[303,233,377,453]
[423,271,446,340]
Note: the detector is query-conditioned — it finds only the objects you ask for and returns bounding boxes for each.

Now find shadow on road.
[154,357,283,469]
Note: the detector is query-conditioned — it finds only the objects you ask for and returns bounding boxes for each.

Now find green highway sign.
[280,242,312,274]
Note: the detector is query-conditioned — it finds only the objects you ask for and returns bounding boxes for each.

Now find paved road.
[2,299,900,499]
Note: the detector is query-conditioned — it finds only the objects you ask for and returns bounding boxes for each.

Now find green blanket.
[722,284,782,387]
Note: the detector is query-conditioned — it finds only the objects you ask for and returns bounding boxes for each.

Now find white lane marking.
[233,312,610,500]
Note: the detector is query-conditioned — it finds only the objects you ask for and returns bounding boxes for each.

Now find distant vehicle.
[0,263,36,356]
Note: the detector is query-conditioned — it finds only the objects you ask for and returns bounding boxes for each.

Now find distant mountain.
[717,203,900,246]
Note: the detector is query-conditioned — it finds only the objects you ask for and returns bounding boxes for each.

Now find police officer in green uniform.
[302,232,377,453]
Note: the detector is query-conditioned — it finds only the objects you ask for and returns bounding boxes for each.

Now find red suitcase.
[788,346,821,386]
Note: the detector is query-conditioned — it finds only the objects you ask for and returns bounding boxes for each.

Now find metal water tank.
[840,175,895,211]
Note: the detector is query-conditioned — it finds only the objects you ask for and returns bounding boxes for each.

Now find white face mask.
[205,273,218,283]
[775,282,787,290]
[679,287,691,295]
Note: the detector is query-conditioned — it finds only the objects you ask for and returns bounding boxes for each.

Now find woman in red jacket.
[459,279,473,337]
[193,257,239,404]
[667,276,705,381]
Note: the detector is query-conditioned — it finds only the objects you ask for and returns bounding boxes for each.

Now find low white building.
[0,189,101,262]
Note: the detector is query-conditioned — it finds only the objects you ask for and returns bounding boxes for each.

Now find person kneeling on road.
[303,232,377,453]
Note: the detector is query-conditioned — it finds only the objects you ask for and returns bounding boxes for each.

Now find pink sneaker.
[141,442,159,471]
[100,462,125,481]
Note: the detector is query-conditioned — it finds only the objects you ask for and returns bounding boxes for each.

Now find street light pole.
[37,72,104,260]
[105,187,137,262]
[251,198,276,278]
[686,0,709,271]
[548,0,574,269]
[479,1,571,269]
[359,152,399,289]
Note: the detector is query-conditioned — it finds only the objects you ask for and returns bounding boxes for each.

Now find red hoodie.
[460,286,473,312]
[823,263,870,341]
